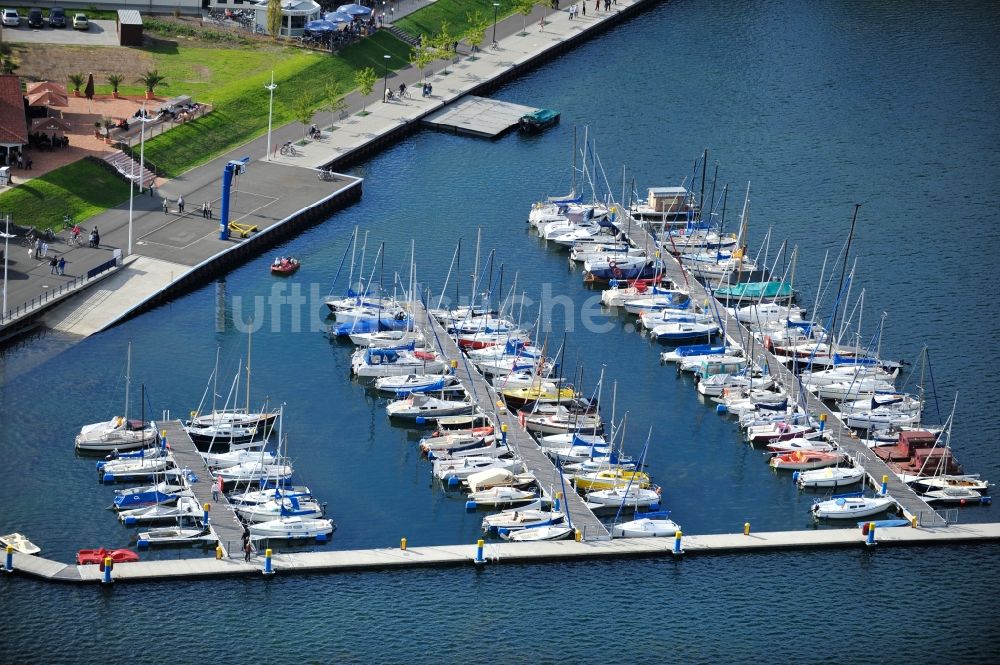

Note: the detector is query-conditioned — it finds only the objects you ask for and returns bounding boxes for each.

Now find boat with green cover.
[519,108,560,133]
[714,281,794,305]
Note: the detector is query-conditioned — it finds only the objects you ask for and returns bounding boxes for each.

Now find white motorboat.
[503,525,575,541]
[467,486,537,507]
[906,475,989,495]
[585,486,661,509]
[433,456,518,481]
[118,496,201,525]
[920,486,991,505]
[795,466,866,489]
[386,394,473,420]
[137,525,215,547]
[611,511,681,538]
[249,516,335,540]
[811,495,895,519]
[0,532,40,555]
[481,502,564,533]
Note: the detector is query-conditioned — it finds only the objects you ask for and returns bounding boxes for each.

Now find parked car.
[27,8,43,28]
[1,9,20,27]
[49,7,67,28]
[72,12,87,30]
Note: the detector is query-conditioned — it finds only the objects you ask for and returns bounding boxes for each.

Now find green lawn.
[394,0,522,39]
[0,159,131,230]
[141,31,412,177]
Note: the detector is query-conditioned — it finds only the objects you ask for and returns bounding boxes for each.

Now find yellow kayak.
[573,469,651,492]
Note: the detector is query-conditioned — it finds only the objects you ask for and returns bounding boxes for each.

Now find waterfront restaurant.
[0,75,28,169]
[254,0,322,37]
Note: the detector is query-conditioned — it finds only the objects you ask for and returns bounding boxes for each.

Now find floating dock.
[7,522,999,584]
[422,96,537,138]
[409,298,611,540]
[619,223,948,526]
[160,420,246,556]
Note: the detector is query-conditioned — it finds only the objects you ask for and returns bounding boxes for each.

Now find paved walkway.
[1,0,649,337]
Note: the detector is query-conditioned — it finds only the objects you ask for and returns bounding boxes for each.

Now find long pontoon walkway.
[160,420,247,555]
[409,298,610,540]
[619,224,947,526]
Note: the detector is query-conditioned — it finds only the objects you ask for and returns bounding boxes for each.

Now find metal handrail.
[0,259,118,326]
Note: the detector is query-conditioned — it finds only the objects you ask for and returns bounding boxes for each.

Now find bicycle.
[279,142,297,157]
[20,227,37,248]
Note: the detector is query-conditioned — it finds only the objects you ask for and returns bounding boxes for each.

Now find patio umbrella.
[31,117,73,133]
[27,90,69,107]
[84,73,95,101]
[323,11,353,23]
[26,81,69,97]
[336,4,372,17]
[305,19,337,32]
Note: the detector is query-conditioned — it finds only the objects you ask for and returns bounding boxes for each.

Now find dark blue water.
[2,0,999,659]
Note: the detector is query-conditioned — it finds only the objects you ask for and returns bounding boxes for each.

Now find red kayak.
[271,257,300,275]
[76,548,140,565]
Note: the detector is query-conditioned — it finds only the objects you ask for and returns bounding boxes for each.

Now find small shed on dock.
[117,10,144,47]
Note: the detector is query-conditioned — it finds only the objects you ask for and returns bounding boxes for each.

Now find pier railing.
[0,257,120,328]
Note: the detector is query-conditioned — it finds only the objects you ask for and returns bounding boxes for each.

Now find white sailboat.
[75,343,158,452]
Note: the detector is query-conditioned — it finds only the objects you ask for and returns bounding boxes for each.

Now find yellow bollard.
[575,529,582,542]
[501,423,508,433]
[911,515,918,528]
[203,503,211,512]
[215,544,223,560]
[743,522,751,536]
[450,360,458,369]
[400,537,407,551]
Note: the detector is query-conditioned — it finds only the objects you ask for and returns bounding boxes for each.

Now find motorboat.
[386,394,473,420]
[795,466,866,489]
[136,525,215,547]
[906,475,989,495]
[467,486,538,508]
[769,450,845,471]
[659,343,728,363]
[76,548,139,564]
[0,533,40,555]
[249,516,335,541]
[481,503,564,534]
[270,256,300,275]
[585,486,661,509]
[503,525,575,541]
[920,486,991,505]
[811,495,895,520]
[118,495,201,525]
[611,511,681,538]
[433,456,518,482]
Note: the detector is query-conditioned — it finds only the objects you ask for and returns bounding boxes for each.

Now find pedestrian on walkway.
[163,198,169,214]
[93,227,100,248]
[40,241,49,258]
[207,202,213,219]
[58,256,66,275]
[582,1,586,16]
[49,255,58,274]
[201,202,208,218]
[243,539,253,562]
[33,238,39,259]
[178,195,185,214]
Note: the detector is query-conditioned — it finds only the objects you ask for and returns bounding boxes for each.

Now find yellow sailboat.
[501,382,576,409]
[573,469,651,492]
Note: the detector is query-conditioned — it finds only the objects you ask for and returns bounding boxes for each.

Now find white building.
[252,0,321,37]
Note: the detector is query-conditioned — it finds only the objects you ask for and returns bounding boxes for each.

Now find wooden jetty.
[619,223,948,526]
[160,420,247,556]
[409,298,611,540]
[422,96,538,138]
[7,521,999,584]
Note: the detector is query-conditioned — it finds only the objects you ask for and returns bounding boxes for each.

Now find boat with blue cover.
[714,280,794,305]
[518,108,559,133]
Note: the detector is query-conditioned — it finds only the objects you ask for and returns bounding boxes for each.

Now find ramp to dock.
[159,420,247,556]
[422,96,537,138]
[622,225,947,526]
[410,298,611,540]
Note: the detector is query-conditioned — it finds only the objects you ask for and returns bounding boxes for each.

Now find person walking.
[207,202,213,219]
[202,202,208,218]
[93,227,100,248]
[49,255,58,274]
[595,0,599,12]
[58,256,66,276]
[163,198,169,214]
[177,195,185,214]
[40,241,49,258]
[581,1,586,16]
[243,539,253,562]
[33,238,40,259]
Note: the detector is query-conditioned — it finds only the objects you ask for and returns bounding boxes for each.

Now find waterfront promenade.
[0,0,652,341]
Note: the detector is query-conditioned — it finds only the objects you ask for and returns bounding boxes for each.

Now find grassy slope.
[393,0,521,39]
[141,31,412,177]
[0,159,131,229]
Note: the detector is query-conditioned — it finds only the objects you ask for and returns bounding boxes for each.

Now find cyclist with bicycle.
[71,224,82,245]
[398,83,407,99]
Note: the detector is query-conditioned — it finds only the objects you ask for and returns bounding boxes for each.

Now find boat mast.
[471,227,481,308]
[828,204,862,355]
[212,346,219,416]
[572,125,577,196]
[124,341,132,421]
[245,323,252,414]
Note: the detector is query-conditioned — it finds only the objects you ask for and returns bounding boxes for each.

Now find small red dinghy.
[270,257,300,276]
[76,547,140,565]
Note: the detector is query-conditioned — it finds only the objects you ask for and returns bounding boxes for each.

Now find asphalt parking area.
[3,20,119,47]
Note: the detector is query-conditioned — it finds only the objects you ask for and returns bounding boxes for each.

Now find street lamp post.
[382,54,391,101]
[2,213,10,321]
[126,102,159,257]
[492,3,500,47]
[265,72,277,161]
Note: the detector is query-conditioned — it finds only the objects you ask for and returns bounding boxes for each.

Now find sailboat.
[75,343,158,452]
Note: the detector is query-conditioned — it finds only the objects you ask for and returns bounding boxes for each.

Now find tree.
[464,10,488,56]
[323,83,348,126]
[106,73,125,98]
[267,0,283,39]
[355,67,377,114]
[409,36,436,82]
[0,58,17,75]
[515,0,536,34]
[292,95,315,140]
[68,72,85,97]
[137,69,167,99]
[431,21,456,74]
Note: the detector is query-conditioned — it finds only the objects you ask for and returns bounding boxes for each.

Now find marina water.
[2,1,999,660]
